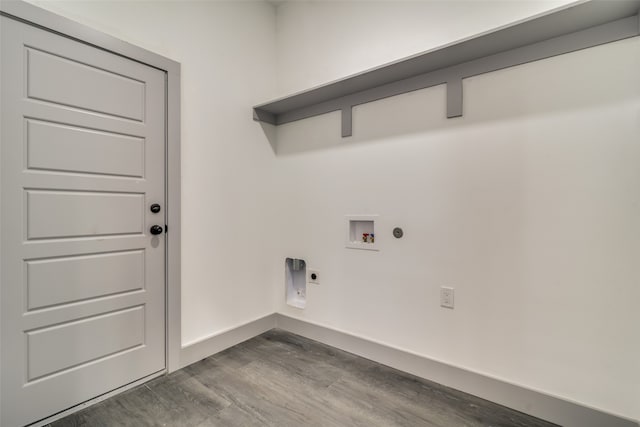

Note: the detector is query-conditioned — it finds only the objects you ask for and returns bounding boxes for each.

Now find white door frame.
[0,0,182,391]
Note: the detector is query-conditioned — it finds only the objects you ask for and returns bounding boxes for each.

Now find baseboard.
[275,314,638,427]
[177,312,637,427]
[179,313,277,368]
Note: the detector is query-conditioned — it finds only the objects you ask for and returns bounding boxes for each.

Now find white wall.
[275,0,577,94]
[22,0,280,346]
[273,0,640,421]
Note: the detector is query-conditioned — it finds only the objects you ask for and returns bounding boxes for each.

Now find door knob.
[150,225,164,235]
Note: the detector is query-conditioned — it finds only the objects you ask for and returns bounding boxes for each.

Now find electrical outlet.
[307,269,320,285]
[440,287,454,309]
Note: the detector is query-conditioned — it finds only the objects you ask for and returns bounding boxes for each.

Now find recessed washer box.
[346,215,379,251]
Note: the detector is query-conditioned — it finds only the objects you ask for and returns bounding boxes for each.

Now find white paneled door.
[1,16,166,427]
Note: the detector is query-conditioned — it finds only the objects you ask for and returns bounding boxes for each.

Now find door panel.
[26,250,145,310]
[26,47,146,121]
[1,16,166,427]
[27,119,145,178]
[27,306,145,381]
[26,190,144,239]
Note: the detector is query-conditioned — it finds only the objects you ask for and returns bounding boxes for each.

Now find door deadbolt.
[150,203,161,214]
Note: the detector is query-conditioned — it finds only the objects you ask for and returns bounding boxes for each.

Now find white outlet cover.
[440,286,454,309]
[308,269,320,285]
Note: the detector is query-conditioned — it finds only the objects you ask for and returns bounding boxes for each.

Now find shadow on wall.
[258,37,640,157]
[260,121,278,154]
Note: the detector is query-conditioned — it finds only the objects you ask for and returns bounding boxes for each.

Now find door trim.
[0,0,182,379]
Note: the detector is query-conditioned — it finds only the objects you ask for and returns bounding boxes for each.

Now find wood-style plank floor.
[49,329,557,427]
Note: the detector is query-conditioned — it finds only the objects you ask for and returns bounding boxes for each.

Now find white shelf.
[254,1,640,137]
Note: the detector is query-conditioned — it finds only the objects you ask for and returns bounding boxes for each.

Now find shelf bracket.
[446,78,463,119]
[341,105,353,137]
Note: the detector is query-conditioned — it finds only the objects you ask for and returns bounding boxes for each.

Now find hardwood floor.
[49,329,557,427]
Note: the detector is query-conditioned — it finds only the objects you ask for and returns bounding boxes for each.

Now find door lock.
[150,203,161,213]
[150,225,164,235]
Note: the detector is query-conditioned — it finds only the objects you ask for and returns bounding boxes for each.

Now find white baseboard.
[177,312,637,427]
[275,314,638,427]
[179,313,277,368]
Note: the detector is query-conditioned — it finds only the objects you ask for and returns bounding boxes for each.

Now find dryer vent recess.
[285,258,306,309]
